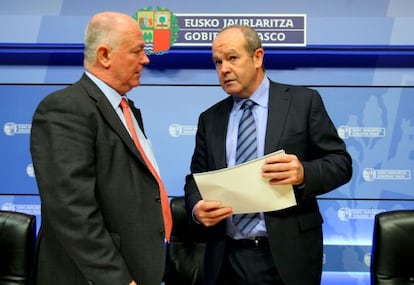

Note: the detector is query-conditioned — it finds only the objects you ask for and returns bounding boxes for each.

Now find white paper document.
[193,150,297,214]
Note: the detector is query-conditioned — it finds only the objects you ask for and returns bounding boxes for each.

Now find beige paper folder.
[193,150,297,214]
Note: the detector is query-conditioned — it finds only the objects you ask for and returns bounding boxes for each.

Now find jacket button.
[155,196,161,203]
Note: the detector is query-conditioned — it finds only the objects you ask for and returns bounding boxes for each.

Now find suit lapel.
[264,81,291,154]
[128,99,146,138]
[212,98,233,168]
[79,74,147,165]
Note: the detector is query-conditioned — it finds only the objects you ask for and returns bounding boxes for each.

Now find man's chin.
[131,79,141,87]
[223,84,239,95]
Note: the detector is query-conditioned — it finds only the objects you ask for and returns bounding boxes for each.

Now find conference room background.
[1,1,413,284]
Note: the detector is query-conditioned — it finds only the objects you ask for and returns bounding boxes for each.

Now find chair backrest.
[0,210,36,285]
[370,209,414,285]
[163,196,206,285]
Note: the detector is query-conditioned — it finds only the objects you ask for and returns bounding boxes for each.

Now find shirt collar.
[85,71,124,109]
[232,77,269,110]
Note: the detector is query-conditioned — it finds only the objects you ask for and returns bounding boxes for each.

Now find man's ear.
[96,44,111,68]
[254,48,264,69]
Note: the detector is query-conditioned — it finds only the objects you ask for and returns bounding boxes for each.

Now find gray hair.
[83,14,121,65]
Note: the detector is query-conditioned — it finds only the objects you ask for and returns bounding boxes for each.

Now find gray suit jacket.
[185,80,352,285]
[30,74,166,285]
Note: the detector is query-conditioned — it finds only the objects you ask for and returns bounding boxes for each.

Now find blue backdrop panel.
[319,86,414,199]
[321,272,369,285]
[1,84,413,200]
[0,84,64,195]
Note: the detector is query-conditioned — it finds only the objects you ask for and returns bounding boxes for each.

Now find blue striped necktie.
[232,99,260,236]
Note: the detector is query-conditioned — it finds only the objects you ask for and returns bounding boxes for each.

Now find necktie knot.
[236,99,257,164]
[241,99,255,110]
[120,97,129,109]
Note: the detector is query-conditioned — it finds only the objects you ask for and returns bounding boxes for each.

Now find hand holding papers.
[193,150,297,214]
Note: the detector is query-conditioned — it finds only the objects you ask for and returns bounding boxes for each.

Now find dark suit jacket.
[185,80,352,285]
[30,74,166,285]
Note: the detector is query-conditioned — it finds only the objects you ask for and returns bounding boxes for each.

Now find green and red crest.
[133,6,179,55]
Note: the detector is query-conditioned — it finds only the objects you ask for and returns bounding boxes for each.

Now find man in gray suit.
[185,25,352,285]
[30,11,171,285]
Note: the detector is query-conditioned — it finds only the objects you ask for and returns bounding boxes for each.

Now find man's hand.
[193,200,233,227]
[262,152,304,185]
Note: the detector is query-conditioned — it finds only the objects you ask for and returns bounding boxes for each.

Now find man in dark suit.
[184,25,352,285]
[30,11,171,285]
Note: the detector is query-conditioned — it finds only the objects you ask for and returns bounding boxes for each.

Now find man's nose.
[141,53,150,65]
[219,61,230,72]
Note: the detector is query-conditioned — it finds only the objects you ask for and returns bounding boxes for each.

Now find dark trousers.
[216,237,284,285]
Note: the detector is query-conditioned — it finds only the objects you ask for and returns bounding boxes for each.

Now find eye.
[214,59,222,67]
[229,55,238,62]
[132,45,145,54]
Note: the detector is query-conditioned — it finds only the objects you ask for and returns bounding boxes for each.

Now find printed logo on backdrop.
[1,203,40,215]
[169,124,197,137]
[27,163,35,178]
[362,168,411,182]
[3,122,31,136]
[337,123,412,184]
[134,7,306,55]
[364,253,371,267]
[337,207,385,221]
[337,125,385,140]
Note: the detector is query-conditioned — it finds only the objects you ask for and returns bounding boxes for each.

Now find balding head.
[84,11,139,67]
